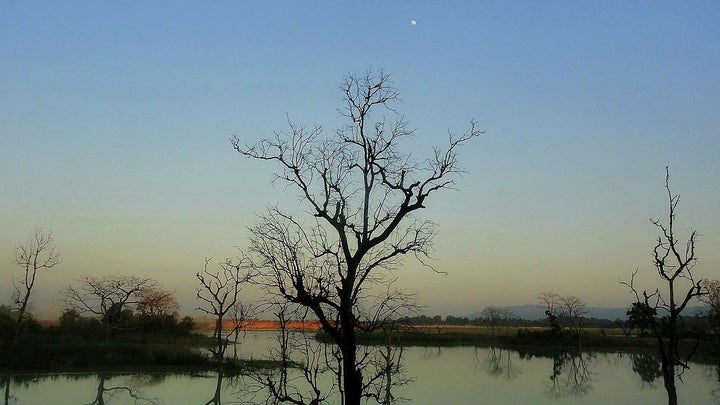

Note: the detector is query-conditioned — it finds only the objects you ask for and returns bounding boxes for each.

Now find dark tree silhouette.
[195,258,254,369]
[621,167,706,405]
[702,280,720,338]
[11,228,61,343]
[538,291,587,336]
[234,70,480,404]
[63,274,157,342]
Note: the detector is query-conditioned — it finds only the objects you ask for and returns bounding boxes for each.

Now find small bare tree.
[481,306,503,327]
[11,228,61,342]
[63,274,157,342]
[235,69,480,405]
[538,291,562,334]
[538,292,587,336]
[195,257,254,365]
[558,295,587,336]
[621,167,706,405]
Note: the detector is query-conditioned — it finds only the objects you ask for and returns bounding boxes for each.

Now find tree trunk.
[340,309,361,405]
[662,363,677,405]
[12,289,31,344]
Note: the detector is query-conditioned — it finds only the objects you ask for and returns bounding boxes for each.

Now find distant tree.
[135,286,180,333]
[195,257,253,366]
[557,295,588,336]
[538,292,587,336]
[444,315,470,325]
[481,306,515,335]
[235,70,480,405]
[621,167,706,405]
[538,291,562,335]
[11,228,61,342]
[62,274,157,342]
[136,287,178,318]
[702,280,720,337]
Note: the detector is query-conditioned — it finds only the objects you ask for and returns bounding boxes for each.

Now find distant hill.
[465,304,707,322]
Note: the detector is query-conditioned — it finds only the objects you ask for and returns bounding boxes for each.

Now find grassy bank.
[0,333,280,373]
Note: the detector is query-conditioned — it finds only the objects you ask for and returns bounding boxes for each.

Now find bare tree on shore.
[62,274,157,342]
[196,257,254,365]
[621,167,706,405]
[234,69,480,404]
[11,228,61,342]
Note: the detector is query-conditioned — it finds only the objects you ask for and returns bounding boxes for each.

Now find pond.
[2,331,719,404]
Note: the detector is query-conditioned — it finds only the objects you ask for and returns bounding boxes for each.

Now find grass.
[0,332,285,373]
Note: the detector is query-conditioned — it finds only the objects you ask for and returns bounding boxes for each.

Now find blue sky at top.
[1,1,718,316]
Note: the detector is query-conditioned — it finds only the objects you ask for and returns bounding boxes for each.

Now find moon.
[410,19,417,26]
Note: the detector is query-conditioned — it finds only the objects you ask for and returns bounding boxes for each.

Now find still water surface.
[3,331,719,404]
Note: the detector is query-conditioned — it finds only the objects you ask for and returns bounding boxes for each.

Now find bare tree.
[195,257,254,366]
[557,295,587,336]
[621,167,706,405]
[538,292,587,336]
[62,274,157,342]
[11,228,61,342]
[87,374,160,405]
[235,70,480,404]
[481,306,515,336]
[538,291,561,334]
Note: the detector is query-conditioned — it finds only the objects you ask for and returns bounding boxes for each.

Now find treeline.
[397,312,714,333]
[0,304,195,346]
[0,303,205,372]
[397,313,623,328]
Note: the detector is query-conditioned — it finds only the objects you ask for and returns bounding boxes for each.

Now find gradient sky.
[2,1,719,318]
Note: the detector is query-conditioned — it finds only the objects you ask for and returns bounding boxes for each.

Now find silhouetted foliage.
[626,302,657,337]
[631,353,663,384]
[63,274,158,342]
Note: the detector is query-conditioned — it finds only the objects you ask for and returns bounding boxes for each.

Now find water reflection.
[1,337,718,404]
[515,347,595,398]
[630,353,662,385]
[87,374,159,405]
[476,347,521,380]
[2,375,11,405]
[547,351,595,398]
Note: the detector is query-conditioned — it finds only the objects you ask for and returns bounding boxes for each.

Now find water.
[2,332,719,404]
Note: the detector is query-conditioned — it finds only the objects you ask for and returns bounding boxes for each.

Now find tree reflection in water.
[476,347,521,380]
[2,376,11,405]
[87,374,159,405]
[711,365,720,401]
[631,353,663,385]
[516,347,595,399]
[547,351,595,398]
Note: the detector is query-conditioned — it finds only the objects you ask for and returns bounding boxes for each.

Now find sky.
[1,1,719,319]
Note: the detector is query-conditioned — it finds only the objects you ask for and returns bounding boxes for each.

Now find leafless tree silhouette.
[63,274,156,342]
[12,227,61,343]
[621,167,706,405]
[196,256,255,392]
[538,292,587,336]
[234,70,480,404]
[86,374,159,405]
